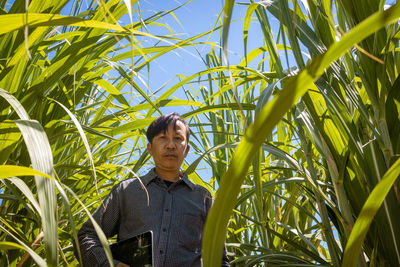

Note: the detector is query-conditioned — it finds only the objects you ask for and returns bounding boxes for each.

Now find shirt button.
[165,209,169,212]
[160,250,164,254]
[162,228,166,232]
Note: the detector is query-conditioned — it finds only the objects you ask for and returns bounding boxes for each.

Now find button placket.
[158,190,173,263]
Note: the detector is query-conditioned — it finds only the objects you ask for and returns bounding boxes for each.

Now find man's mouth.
[164,154,177,158]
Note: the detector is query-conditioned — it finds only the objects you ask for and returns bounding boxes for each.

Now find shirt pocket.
[177,213,203,252]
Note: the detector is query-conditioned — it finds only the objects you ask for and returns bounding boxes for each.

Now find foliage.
[0,0,210,265]
[1,0,400,266]
[202,0,400,266]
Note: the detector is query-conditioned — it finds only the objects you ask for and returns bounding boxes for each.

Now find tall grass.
[1,0,400,266]
[0,0,210,265]
[200,0,400,266]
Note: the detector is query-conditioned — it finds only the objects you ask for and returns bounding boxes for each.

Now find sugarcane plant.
[0,0,212,265]
[1,0,400,266]
[200,0,400,266]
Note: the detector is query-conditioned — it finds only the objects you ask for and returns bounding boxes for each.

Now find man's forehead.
[160,121,187,134]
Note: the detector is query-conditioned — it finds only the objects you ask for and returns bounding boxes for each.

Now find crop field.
[1,0,400,266]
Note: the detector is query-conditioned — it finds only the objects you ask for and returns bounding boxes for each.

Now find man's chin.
[156,165,180,172]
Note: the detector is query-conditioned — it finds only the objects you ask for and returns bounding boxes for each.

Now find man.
[78,113,230,266]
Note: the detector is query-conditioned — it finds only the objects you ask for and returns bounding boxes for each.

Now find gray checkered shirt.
[78,168,230,267]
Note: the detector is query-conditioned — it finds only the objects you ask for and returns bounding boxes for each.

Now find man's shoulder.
[189,182,213,197]
[118,177,139,186]
[116,169,156,187]
[113,175,149,191]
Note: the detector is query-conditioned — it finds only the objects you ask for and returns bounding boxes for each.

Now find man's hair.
[146,112,190,144]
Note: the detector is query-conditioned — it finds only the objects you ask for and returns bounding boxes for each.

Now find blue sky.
[124,0,267,100]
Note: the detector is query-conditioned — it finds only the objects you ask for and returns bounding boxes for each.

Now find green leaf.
[0,165,54,180]
[93,78,130,108]
[222,0,234,63]
[0,13,128,35]
[0,120,21,164]
[14,119,58,266]
[0,241,25,250]
[49,98,99,192]
[0,225,46,267]
[342,157,400,266]
[202,2,400,266]
[0,88,57,266]
[0,89,29,119]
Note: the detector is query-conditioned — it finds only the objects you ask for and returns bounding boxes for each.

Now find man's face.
[147,121,190,176]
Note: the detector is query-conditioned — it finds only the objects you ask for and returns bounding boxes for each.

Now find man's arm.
[77,185,121,266]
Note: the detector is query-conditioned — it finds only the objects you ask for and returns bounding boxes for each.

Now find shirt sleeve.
[77,184,121,267]
[205,192,231,267]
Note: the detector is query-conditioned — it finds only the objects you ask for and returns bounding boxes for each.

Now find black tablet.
[110,231,153,267]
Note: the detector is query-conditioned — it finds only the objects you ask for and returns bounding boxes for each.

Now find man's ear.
[147,143,152,156]
[184,144,190,157]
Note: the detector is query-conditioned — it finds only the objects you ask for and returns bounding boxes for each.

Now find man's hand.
[115,262,129,267]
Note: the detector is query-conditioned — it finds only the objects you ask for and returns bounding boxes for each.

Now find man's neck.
[155,167,180,182]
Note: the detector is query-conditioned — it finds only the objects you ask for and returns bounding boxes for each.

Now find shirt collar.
[141,168,158,186]
[141,168,195,190]
[180,173,196,190]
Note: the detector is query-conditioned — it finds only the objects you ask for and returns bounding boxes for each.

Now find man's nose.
[166,137,175,148]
